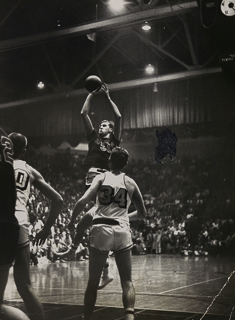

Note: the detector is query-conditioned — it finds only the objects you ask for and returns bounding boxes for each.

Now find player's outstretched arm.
[31,166,63,245]
[102,83,122,140]
[70,174,103,225]
[128,180,147,221]
[80,92,96,134]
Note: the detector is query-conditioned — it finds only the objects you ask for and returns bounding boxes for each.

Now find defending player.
[68,147,146,320]
[0,128,30,320]
[9,132,63,320]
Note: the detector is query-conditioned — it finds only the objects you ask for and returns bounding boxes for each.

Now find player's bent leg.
[115,248,135,320]
[58,212,94,261]
[74,211,94,246]
[84,248,109,320]
[98,258,114,290]
[13,245,45,320]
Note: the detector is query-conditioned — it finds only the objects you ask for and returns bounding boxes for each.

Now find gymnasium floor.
[4,254,235,320]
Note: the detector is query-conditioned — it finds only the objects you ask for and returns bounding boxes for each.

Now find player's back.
[0,128,17,224]
[94,171,134,225]
[13,160,33,224]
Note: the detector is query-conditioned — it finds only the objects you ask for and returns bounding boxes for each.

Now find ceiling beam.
[0,1,198,52]
[182,16,198,66]
[0,0,24,28]
[132,29,191,69]
[0,67,221,110]
[71,33,120,86]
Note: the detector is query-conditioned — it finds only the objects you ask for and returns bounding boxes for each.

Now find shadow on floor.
[5,302,235,320]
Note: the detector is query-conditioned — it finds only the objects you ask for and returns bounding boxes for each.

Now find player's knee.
[120,279,133,290]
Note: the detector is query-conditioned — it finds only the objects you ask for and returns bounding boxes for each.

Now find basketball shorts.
[85,167,106,186]
[89,224,133,253]
[0,223,19,269]
[17,224,30,248]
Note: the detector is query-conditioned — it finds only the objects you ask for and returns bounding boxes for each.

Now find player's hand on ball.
[101,83,110,96]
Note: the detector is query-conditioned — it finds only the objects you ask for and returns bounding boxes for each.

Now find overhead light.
[37,81,45,89]
[145,64,155,74]
[108,0,125,11]
[153,82,158,92]
[142,22,151,31]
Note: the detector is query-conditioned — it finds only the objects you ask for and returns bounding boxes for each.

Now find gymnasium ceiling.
[0,0,235,107]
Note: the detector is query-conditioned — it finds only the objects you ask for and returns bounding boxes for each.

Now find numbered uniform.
[13,160,34,248]
[0,128,19,268]
[90,172,134,253]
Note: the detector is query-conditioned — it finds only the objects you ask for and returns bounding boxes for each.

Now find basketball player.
[68,147,147,320]
[9,132,63,320]
[62,83,121,289]
[0,128,30,320]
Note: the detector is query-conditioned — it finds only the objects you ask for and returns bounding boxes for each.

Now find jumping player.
[67,147,147,320]
[9,132,63,320]
[62,83,121,289]
[0,128,30,320]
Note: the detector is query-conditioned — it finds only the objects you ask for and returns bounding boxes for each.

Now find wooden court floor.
[4,254,235,320]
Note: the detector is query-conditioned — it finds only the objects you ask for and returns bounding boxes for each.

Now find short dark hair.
[8,132,27,159]
[101,120,114,130]
[109,147,129,170]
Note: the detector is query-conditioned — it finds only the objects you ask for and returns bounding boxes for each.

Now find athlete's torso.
[83,129,120,171]
[13,160,34,225]
[0,128,17,224]
[94,172,133,225]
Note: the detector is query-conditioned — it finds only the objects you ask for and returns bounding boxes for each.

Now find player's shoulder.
[26,163,42,180]
[124,174,137,187]
[14,159,27,169]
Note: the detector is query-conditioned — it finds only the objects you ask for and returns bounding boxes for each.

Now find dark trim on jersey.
[14,167,30,191]
[93,218,119,226]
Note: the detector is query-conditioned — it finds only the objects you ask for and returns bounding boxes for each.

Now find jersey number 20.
[98,186,127,208]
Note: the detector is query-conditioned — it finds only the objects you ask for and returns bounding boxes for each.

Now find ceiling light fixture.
[153,82,158,92]
[37,81,45,89]
[145,64,155,74]
[108,0,125,11]
[142,22,151,31]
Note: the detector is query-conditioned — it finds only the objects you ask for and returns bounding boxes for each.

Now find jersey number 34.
[98,186,127,208]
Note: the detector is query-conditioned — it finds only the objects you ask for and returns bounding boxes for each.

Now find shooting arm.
[102,84,122,140]
[80,93,95,134]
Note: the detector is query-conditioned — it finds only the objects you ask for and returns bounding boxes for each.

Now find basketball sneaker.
[97,275,114,290]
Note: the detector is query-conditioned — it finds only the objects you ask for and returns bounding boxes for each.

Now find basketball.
[85,75,102,92]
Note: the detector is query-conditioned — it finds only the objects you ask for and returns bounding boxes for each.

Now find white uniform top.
[94,172,133,226]
[13,160,33,226]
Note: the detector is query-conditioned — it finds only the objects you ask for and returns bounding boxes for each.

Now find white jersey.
[13,160,33,226]
[94,172,133,226]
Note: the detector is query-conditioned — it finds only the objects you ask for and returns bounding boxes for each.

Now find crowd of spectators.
[23,148,234,264]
